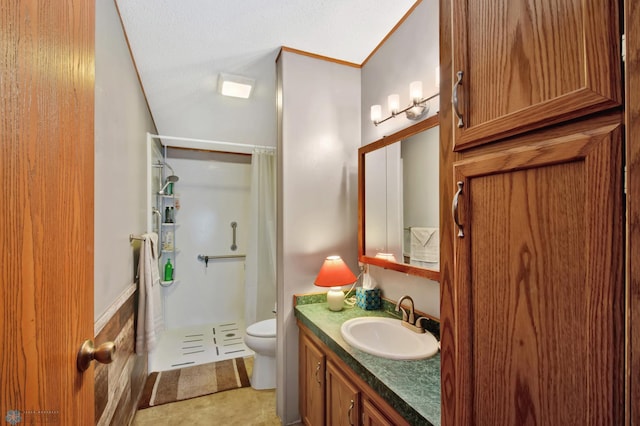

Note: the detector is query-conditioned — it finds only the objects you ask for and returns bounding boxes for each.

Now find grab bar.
[230,221,238,251]
[197,253,246,267]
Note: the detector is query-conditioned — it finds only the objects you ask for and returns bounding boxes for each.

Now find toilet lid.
[246,318,276,338]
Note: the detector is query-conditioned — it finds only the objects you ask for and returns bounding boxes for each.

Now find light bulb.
[370,105,382,123]
[410,81,423,104]
[388,94,400,115]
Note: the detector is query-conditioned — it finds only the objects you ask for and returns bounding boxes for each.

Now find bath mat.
[138,357,250,409]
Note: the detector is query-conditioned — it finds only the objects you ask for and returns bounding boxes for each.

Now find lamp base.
[326,287,345,311]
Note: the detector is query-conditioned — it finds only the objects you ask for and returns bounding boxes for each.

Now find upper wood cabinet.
[451,0,622,150]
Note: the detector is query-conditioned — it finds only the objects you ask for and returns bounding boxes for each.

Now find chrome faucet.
[395,295,428,334]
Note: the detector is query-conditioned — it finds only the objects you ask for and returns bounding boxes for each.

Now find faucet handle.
[415,316,428,330]
[406,316,428,334]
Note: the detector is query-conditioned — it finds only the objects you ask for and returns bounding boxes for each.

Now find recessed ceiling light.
[218,73,255,99]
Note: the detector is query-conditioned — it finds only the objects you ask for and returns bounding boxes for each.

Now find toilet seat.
[246,318,276,338]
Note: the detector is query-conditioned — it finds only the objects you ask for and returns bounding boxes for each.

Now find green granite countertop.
[295,295,440,426]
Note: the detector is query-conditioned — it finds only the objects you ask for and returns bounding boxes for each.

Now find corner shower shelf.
[160,279,179,286]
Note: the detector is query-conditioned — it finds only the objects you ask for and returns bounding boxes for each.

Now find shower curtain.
[245,149,276,326]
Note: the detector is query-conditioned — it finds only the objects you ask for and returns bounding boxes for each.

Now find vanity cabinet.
[440,0,626,424]
[326,360,360,426]
[298,324,410,426]
[362,399,395,426]
[299,332,326,426]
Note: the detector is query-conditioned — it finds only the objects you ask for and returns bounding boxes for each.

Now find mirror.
[358,116,439,281]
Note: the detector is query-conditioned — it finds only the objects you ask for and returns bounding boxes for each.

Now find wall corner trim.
[279,46,361,68]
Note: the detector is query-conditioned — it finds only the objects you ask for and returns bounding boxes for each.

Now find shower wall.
[161,148,251,330]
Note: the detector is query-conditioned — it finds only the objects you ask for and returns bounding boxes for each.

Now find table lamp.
[314,255,357,311]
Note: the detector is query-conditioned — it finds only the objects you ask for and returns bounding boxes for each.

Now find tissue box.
[356,288,381,310]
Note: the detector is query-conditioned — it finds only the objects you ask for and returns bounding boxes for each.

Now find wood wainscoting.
[94,290,147,425]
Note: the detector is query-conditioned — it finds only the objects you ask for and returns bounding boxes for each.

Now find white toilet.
[244,318,276,390]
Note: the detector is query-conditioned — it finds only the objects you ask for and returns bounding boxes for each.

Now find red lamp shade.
[314,256,357,287]
[314,255,357,312]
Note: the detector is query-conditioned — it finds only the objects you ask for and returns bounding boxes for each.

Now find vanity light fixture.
[218,73,255,99]
[314,255,357,312]
[371,81,439,126]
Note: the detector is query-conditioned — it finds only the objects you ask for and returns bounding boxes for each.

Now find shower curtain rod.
[149,133,276,154]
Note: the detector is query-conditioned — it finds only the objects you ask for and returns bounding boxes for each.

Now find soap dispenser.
[164,258,173,281]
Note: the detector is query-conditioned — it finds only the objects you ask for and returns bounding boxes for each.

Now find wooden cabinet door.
[451,0,621,150]
[326,360,361,426]
[300,332,326,426]
[451,115,624,425]
[362,398,393,426]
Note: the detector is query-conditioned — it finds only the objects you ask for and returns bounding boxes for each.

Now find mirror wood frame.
[358,115,440,281]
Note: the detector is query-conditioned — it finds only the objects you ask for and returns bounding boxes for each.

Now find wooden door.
[300,332,326,426]
[1,1,95,424]
[326,360,360,426]
[451,114,624,425]
[451,0,621,150]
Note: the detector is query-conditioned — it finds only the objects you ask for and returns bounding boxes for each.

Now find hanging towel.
[410,227,439,263]
[136,232,164,354]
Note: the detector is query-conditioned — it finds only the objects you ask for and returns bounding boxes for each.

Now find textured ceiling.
[116,0,418,143]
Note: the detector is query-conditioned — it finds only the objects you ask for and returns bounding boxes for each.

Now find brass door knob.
[76,339,116,372]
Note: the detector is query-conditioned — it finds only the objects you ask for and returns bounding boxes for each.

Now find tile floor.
[132,357,282,426]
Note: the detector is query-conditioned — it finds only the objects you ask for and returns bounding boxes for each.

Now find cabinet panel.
[300,332,325,426]
[362,398,393,426]
[452,0,621,150]
[452,117,624,424]
[326,360,361,426]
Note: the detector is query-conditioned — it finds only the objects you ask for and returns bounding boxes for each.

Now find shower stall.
[146,133,276,372]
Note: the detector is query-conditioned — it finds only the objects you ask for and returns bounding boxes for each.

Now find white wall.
[94,0,157,320]
[361,0,440,317]
[277,51,361,424]
[159,150,252,329]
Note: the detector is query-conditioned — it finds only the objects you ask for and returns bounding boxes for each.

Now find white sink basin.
[340,317,439,360]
